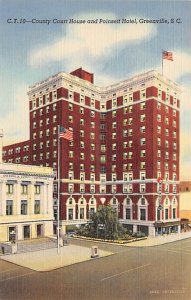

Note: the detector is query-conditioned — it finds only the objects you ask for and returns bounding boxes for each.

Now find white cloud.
[29,12,157,68]
[1,84,29,146]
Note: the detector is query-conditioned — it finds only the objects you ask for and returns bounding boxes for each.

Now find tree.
[90,205,119,240]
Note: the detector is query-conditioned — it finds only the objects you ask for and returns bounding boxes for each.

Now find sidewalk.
[125,231,191,247]
[0,244,113,272]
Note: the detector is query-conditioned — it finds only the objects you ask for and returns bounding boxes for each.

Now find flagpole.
[162,49,164,76]
[57,125,60,254]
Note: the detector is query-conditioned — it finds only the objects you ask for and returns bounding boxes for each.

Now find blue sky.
[0,0,191,179]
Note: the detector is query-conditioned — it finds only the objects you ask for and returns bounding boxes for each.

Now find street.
[0,238,191,300]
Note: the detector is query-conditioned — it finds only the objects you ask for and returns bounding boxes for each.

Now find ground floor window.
[23,225,30,239]
[9,226,16,242]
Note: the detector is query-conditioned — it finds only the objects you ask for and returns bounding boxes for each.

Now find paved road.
[0,238,191,300]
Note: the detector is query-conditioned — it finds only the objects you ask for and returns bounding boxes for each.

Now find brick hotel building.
[3,68,181,236]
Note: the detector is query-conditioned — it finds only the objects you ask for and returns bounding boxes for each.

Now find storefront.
[154,221,180,236]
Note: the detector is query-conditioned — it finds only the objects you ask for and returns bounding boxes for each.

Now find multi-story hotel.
[3,68,181,236]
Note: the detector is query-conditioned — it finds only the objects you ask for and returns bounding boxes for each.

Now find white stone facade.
[0,163,54,242]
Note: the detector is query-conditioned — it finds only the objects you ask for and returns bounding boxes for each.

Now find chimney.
[0,129,4,164]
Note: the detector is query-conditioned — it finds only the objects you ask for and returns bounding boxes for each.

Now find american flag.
[162,50,173,61]
[59,126,73,141]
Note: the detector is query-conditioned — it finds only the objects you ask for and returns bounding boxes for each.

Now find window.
[123,130,127,137]
[123,142,128,149]
[128,118,133,125]
[140,184,146,193]
[68,184,74,193]
[6,200,13,215]
[126,208,131,220]
[140,114,146,122]
[112,110,116,117]
[6,184,14,194]
[173,153,176,161]
[140,172,146,180]
[80,184,85,193]
[21,200,27,215]
[91,122,95,128]
[80,118,84,125]
[173,120,176,127]
[69,116,73,123]
[140,138,146,146]
[69,91,73,100]
[140,126,145,133]
[165,184,169,193]
[128,129,133,136]
[69,103,73,111]
[128,163,132,170]
[34,200,40,214]
[112,99,117,108]
[53,103,57,111]
[91,111,95,117]
[21,185,28,194]
[80,95,85,104]
[172,208,176,219]
[140,162,145,169]
[68,208,73,220]
[90,132,95,139]
[112,154,116,161]
[112,132,116,139]
[123,119,128,126]
[140,102,146,110]
[112,122,116,129]
[165,208,169,220]
[140,209,146,221]
[157,114,161,122]
[80,130,84,137]
[129,140,133,147]
[100,155,106,163]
